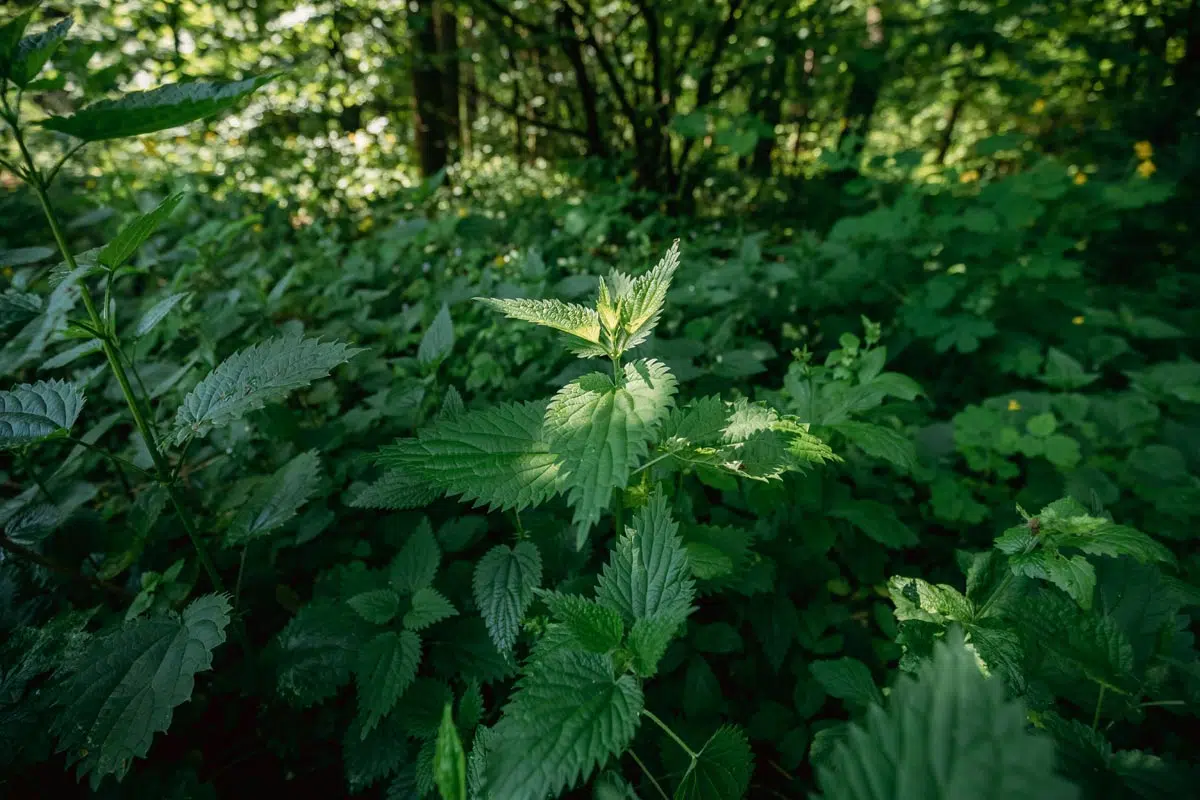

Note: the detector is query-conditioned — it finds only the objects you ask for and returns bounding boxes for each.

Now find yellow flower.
[1134,141,1153,160]
[1031,98,1046,114]
[1136,160,1157,178]
[959,169,980,184]
[252,223,264,234]
[494,255,505,266]
[457,207,468,218]
[358,216,374,232]
[204,131,217,143]
[1007,399,1022,412]
[1072,315,1085,325]
[1073,172,1088,185]
[142,139,159,156]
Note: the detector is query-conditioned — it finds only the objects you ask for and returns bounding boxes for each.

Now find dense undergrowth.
[3,6,1200,800]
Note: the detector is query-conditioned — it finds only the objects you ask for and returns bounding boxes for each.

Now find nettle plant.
[1,11,356,788]
[295,241,843,798]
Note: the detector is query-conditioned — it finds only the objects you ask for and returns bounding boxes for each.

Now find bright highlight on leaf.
[0,379,84,449]
[477,297,607,357]
[473,541,542,652]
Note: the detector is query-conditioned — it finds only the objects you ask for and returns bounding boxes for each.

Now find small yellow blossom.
[959,169,980,184]
[1073,172,1088,185]
[494,255,505,266]
[838,117,848,132]
[1072,315,1085,325]
[1136,160,1157,178]
[457,207,468,218]
[142,139,159,156]
[1007,399,1022,412]
[204,131,217,143]
[1031,98,1046,114]
[358,216,374,232]
[1134,141,1153,160]
[252,223,264,234]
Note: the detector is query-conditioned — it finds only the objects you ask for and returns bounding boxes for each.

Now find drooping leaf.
[418,303,455,366]
[1052,523,1174,566]
[171,334,359,443]
[224,450,321,546]
[41,339,102,370]
[52,595,231,789]
[832,421,917,472]
[40,74,278,141]
[541,592,624,653]
[810,657,883,709]
[390,520,441,595]
[596,488,695,630]
[487,650,643,797]
[545,359,677,544]
[675,725,753,800]
[100,193,185,269]
[476,297,607,357]
[816,632,1077,800]
[829,500,917,548]
[0,379,84,449]
[377,401,562,512]
[434,703,468,800]
[356,631,422,738]
[404,587,459,631]
[472,541,542,652]
[5,16,72,88]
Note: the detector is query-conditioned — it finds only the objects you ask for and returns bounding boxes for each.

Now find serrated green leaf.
[473,541,542,652]
[545,358,677,544]
[627,614,678,678]
[404,587,459,631]
[434,703,467,800]
[1015,589,1136,693]
[1053,523,1174,566]
[1010,549,1096,610]
[351,470,441,510]
[377,401,562,513]
[5,16,71,87]
[391,521,441,594]
[224,450,321,546]
[816,632,1077,800]
[419,303,455,366]
[685,541,734,579]
[344,709,409,792]
[133,291,190,338]
[41,74,278,140]
[616,240,679,350]
[41,339,102,370]
[52,594,231,789]
[542,592,624,653]
[596,488,694,630]
[811,657,883,708]
[675,725,753,800]
[0,10,34,68]
[349,589,402,625]
[276,601,374,706]
[1,379,84,449]
[888,576,975,624]
[477,296,607,358]
[357,630,422,738]
[172,334,358,443]
[830,500,917,548]
[100,193,184,270]
[487,650,643,797]
[832,421,917,472]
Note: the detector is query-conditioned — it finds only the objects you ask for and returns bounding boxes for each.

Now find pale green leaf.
[810,657,883,708]
[171,334,359,443]
[41,74,278,141]
[434,703,467,800]
[100,193,184,269]
[377,401,562,513]
[888,576,975,624]
[477,297,607,357]
[418,303,455,365]
[816,632,1077,800]
[349,589,402,625]
[487,650,643,797]
[390,521,441,595]
[472,541,542,652]
[617,239,679,350]
[0,379,84,449]
[357,630,422,738]
[52,594,231,789]
[224,450,321,546]
[675,725,753,800]
[404,587,459,631]
[545,358,677,544]
[596,488,695,629]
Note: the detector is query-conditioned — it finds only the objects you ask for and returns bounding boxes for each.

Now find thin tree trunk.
[751,51,787,175]
[437,6,461,157]
[411,0,448,178]
[557,6,606,157]
[837,4,888,166]
[935,81,968,165]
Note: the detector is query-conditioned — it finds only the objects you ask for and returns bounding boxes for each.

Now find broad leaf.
[477,297,606,357]
[100,193,184,269]
[829,500,917,548]
[349,589,402,625]
[473,541,542,652]
[418,303,455,365]
[545,358,677,544]
[276,601,374,707]
[596,488,695,629]
[810,657,884,708]
[52,595,231,788]
[41,74,278,141]
[487,650,643,797]
[1009,549,1096,610]
[356,630,422,738]
[888,576,975,623]
[0,379,84,449]
[171,333,358,443]
[225,450,321,546]
[434,703,467,800]
[675,725,753,800]
[0,10,34,69]
[1053,523,1174,566]
[832,421,917,472]
[403,587,459,631]
[542,592,624,653]
[5,17,71,88]
[390,520,441,595]
[377,401,561,512]
[351,469,442,510]
[816,632,1077,800]
[627,615,678,677]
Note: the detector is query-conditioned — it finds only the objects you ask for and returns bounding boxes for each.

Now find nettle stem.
[11,116,226,596]
[641,708,697,759]
[1092,684,1106,731]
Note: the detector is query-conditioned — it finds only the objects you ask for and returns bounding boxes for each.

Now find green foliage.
[0,379,84,448]
[224,450,321,546]
[99,193,184,270]
[473,541,543,652]
[434,703,467,800]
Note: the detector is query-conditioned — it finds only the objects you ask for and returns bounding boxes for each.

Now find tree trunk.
[436,6,461,156]
[751,51,788,175]
[411,0,448,178]
[837,4,888,167]
[557,6,606,157]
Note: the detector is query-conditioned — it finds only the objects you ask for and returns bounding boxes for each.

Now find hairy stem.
[628,749,669,800]
[1092,684,1106,730]
[641,709,697,759]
